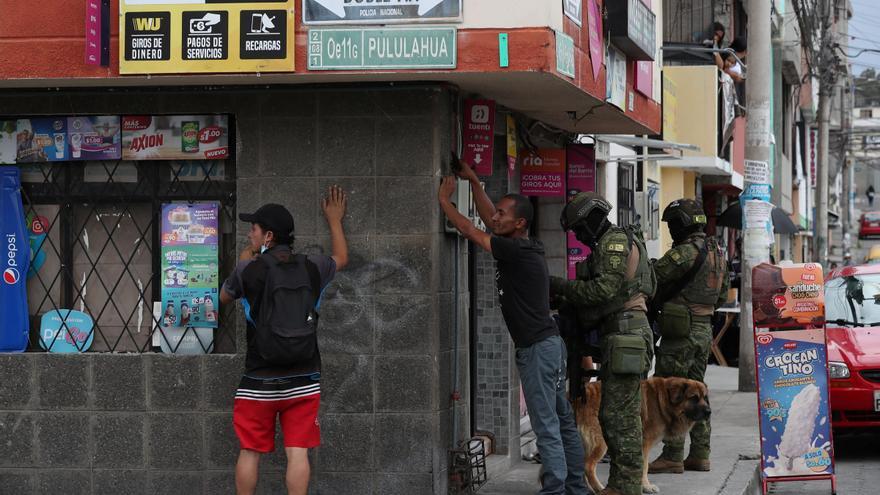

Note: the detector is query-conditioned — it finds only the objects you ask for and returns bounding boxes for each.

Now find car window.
[825,273,880,324]
[865,213,880,222]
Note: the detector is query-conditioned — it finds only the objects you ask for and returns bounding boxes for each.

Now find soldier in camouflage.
[648,199,728,474]
[550,192,656,495]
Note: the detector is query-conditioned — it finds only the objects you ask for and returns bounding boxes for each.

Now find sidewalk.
[479,365,762,495]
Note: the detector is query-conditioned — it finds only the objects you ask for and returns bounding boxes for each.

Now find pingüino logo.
[5,233,20,285]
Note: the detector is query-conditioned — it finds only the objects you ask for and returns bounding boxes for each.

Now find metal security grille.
[618,162,636,227]
[18,158,236,353]
[663,0,717,44]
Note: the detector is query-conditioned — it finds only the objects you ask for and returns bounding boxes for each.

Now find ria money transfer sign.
[120,0,295,74]
[755,329,834,479]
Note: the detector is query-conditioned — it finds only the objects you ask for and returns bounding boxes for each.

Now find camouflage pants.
[599,312,653,495]
[654,316,712,461]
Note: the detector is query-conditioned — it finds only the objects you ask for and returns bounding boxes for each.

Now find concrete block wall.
[0,85,468,494]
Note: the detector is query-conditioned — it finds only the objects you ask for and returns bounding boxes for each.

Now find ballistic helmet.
[662,198,707,242]
[560,192,612,247]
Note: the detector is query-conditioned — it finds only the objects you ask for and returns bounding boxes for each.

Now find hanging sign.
[555,30,575,79]
[563,0,582,26]
[303,0,461,24]
[462,99,495,176]
[0,167,30,352]
[520,149,565,197]
[86,0,110,66]
[566,144,596,279]
[506,115,518,177]
[122,115,229,161]
[587,0,603,80]
[39,309,95,353]
[161,203,220,330]
[119,0,295,75]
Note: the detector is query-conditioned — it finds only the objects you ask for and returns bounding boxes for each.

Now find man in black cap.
[220,186,348,495]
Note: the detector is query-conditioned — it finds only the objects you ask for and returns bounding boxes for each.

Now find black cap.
[239,204,295,241]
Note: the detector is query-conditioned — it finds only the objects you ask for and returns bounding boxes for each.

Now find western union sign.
[120,0,295,74]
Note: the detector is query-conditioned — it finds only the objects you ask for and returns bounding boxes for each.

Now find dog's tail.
[576,382,604,455]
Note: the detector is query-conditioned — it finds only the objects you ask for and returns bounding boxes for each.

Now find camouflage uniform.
[652,231,728,463]
[551,225,655,495]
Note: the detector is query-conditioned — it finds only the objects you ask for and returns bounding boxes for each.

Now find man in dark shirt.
[220,187,348,495]
[439,166,588,495]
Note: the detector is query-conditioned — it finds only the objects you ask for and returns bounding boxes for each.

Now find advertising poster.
[152,301,214,354]
[122,115,229,161]
[15,118,69,162]
[462,99,495,176]
[752,263,825,329]
[506,115,517,177]
[520,149,565,197]
[755,329,833,478]
[0,121,15,164]
[161,202,219,329]
[566,144,596,279]
[67,116,122,161]
[119,0,295,74]
[39,309,95,353]
[587,0,603,80]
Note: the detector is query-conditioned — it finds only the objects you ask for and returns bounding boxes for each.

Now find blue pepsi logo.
[3,267,19,284]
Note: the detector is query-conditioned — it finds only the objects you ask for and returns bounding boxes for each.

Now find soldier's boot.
[683,456,711,472]
[647,456,684,474]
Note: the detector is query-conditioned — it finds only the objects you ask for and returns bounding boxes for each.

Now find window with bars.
[18,159,237,353]
[617,162,636,227]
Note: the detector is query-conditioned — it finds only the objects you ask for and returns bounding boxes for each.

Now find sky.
[847,0,880,76]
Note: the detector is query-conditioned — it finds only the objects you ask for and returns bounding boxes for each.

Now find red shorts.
[233,376,321,453]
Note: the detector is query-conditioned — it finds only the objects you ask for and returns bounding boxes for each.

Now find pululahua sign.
[120,0,295,74]
[303,0,461,24]
[308,28,456,70]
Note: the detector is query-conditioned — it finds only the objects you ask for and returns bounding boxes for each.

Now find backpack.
[256,252,322,366]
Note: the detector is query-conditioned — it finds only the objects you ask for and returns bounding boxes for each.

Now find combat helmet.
[560,192,612,247]
[662,198,707,242]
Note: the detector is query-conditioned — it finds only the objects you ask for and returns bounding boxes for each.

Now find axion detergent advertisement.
[756,329,834,478]
[122,115,228,161]
[752,263,825,329]
[160,203,219,330]
[0,167,30,352]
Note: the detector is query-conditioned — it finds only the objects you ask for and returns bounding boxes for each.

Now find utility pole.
[739,0,772,392]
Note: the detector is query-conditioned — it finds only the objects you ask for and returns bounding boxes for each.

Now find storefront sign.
[462,99,495,176]
[307,27,456,70]
[752,263,825,329]
[563,0,582,26]
[86,0,110,66]
[556,30,575,79]
[566,144,596,279]
[634,0,653,97]
[0,167,30,352]
[606,45,626,109]
[520,149,565,197]
[587,0,603,80]
[506,115,517,177]
[161,203,220,329]
[67,116,121,161]
[756,329,834,478]
[607,0,656,60]
[39,309,95,353]
[303,0,461,24]
[122,115,229,161]
[119,1,295,74]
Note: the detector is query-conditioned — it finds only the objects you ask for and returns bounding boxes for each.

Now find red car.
[824,264,880,428]
[858,211,880,239]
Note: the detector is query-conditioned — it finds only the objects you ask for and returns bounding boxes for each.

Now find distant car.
[866,245,880,265]
[824,264,880,428]
[859,212,880,239]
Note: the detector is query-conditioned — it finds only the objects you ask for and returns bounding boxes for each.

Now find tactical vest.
[677,234,725,308]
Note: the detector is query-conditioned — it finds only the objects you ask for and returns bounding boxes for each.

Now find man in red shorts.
[220,186,349,495]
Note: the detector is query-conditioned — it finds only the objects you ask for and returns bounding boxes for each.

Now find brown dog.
[573,376,711,494]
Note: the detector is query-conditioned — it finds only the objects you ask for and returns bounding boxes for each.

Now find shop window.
[617,162,636,226]
[860,108,873,119]
[18,160,236,353]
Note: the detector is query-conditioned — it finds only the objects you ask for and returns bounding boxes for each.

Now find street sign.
[303,0,461,25]
[307,28,456,70]
[556,30,575,78]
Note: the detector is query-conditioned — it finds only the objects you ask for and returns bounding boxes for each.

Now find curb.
[717,457,762,495]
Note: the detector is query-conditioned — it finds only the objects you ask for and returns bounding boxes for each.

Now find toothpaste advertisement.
[161,202,219,329]
[566,144,595,280]
[66,116,121,160]
[122,115,228,161]
[752,263,825,329]
[755,329,834,478]
[15,118,69,162]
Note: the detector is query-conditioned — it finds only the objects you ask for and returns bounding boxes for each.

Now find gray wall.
[0,85,468,494]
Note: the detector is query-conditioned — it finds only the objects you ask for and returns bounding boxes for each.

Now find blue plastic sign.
[0,167,30,352]
[39,309,95,353]
[755,329,834,478]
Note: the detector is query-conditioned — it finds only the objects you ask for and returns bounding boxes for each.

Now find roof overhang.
[658,155,733,175]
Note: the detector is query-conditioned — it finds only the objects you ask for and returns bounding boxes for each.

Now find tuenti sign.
[308,27,456,70]
[303,0,461,24]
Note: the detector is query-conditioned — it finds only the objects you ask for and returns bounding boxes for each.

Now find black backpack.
[256,252,322,366]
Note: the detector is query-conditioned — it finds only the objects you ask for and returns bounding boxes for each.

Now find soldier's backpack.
[255,252,322,366]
